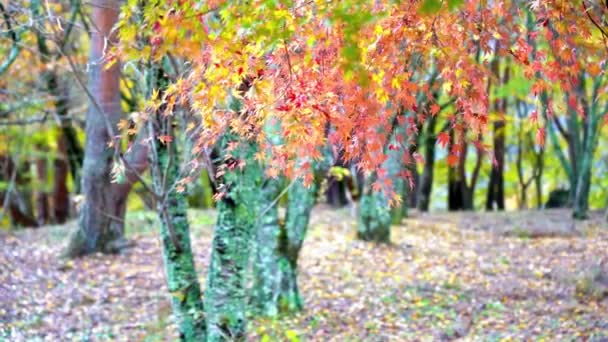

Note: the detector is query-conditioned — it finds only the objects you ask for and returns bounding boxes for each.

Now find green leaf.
[447,0,464,11]
[285,330,300,342]
[420,0,442,14]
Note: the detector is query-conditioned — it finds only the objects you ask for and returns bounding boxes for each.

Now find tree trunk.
[152,120,206,341]
[0,156,38,227]
[251,174,288,316]
[65,0,124,257]
[358,181,392,243]
[34,154,49,225]
[534,147,544,209]
[31,0,84,193]
[205,132,261,341]
[417,115,437,212]
[357,127,404,243]
[252,150,330,316]
[53,137,70,223]
[486,61,508,211]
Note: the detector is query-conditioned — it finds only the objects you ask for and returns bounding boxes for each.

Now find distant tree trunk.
[417,115,438,212]
[572,78,602,219]
[326,166,349,207]
[34,153,49,225]
[448,131,481,211]
[358,179,392,243]
[486,60,508,211]
[205,131,261,341]
[31,0,84,193]
[53,137,70,223]
[407,143,420,209]
[534,146,544,209]
[0,156,38,227]
[65,0,125,257]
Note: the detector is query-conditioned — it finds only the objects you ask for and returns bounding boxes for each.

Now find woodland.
[1,0,608,341]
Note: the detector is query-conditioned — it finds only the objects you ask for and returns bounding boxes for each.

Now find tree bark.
[65,0,125,257]
[486,60,508,211]
[205,132,261,341]
[357,126,404,243]
[448,132,481,211]
[417,115,438,212]
[53,137,70,223]
[152,118,206,341]
[34,153,50,225]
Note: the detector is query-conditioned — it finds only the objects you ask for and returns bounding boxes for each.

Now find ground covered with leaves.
[1,208,607,341]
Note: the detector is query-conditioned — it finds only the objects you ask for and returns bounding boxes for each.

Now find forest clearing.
[2,208,607,341]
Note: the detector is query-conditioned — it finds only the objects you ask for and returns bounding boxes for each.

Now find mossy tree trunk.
[358,179,392,243]
[251,158,329,316]
[205,131,261,341]
[147,64,206,341]
[357,125,405,243]
[151,121,206,342]
[251,115,331,316]
[572,75,603,220]
[251,172,286,316]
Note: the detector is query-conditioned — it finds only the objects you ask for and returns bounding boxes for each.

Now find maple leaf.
[536,127,546,147]
[447,153,459,167]
[430,103,440,116]
[437,131,450,149]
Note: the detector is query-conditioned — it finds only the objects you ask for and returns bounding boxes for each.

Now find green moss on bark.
[153,128,206,342]
[205,132,262,341]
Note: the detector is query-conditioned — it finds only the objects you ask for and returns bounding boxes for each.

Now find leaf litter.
[1,208,607,341]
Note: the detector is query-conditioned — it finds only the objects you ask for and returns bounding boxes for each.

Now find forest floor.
[1,207,607,341]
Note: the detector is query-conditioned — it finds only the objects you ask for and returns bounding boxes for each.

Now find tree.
[205,129,262,340]
[357,117,405,243]
[252,120,333,315]
[109,0,607,338]
[486,58,510,211]
[149,65,206,340]
[66,0,144,256]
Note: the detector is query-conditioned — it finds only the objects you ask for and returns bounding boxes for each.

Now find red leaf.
[430,103,440,116]
[437,131,450,149]
[530,110,538,124]
[536,127,546,147]
[447,153,459,167]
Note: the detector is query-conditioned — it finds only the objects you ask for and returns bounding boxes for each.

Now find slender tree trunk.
[34,153,49,224]
[417,115,437,212]
[486,61,508,211]
[31,0,84,193]
[0,156,38,227]
[205,132,261,341]
[53,137,70,223]
[534,145,544,209]
[65,0,125,257]
[448,134,481,211]
[151,118,206,341]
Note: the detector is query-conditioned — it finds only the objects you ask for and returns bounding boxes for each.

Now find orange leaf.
[447,153,459,166]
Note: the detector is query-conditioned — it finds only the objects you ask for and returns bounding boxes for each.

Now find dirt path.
[1,209,607,341]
